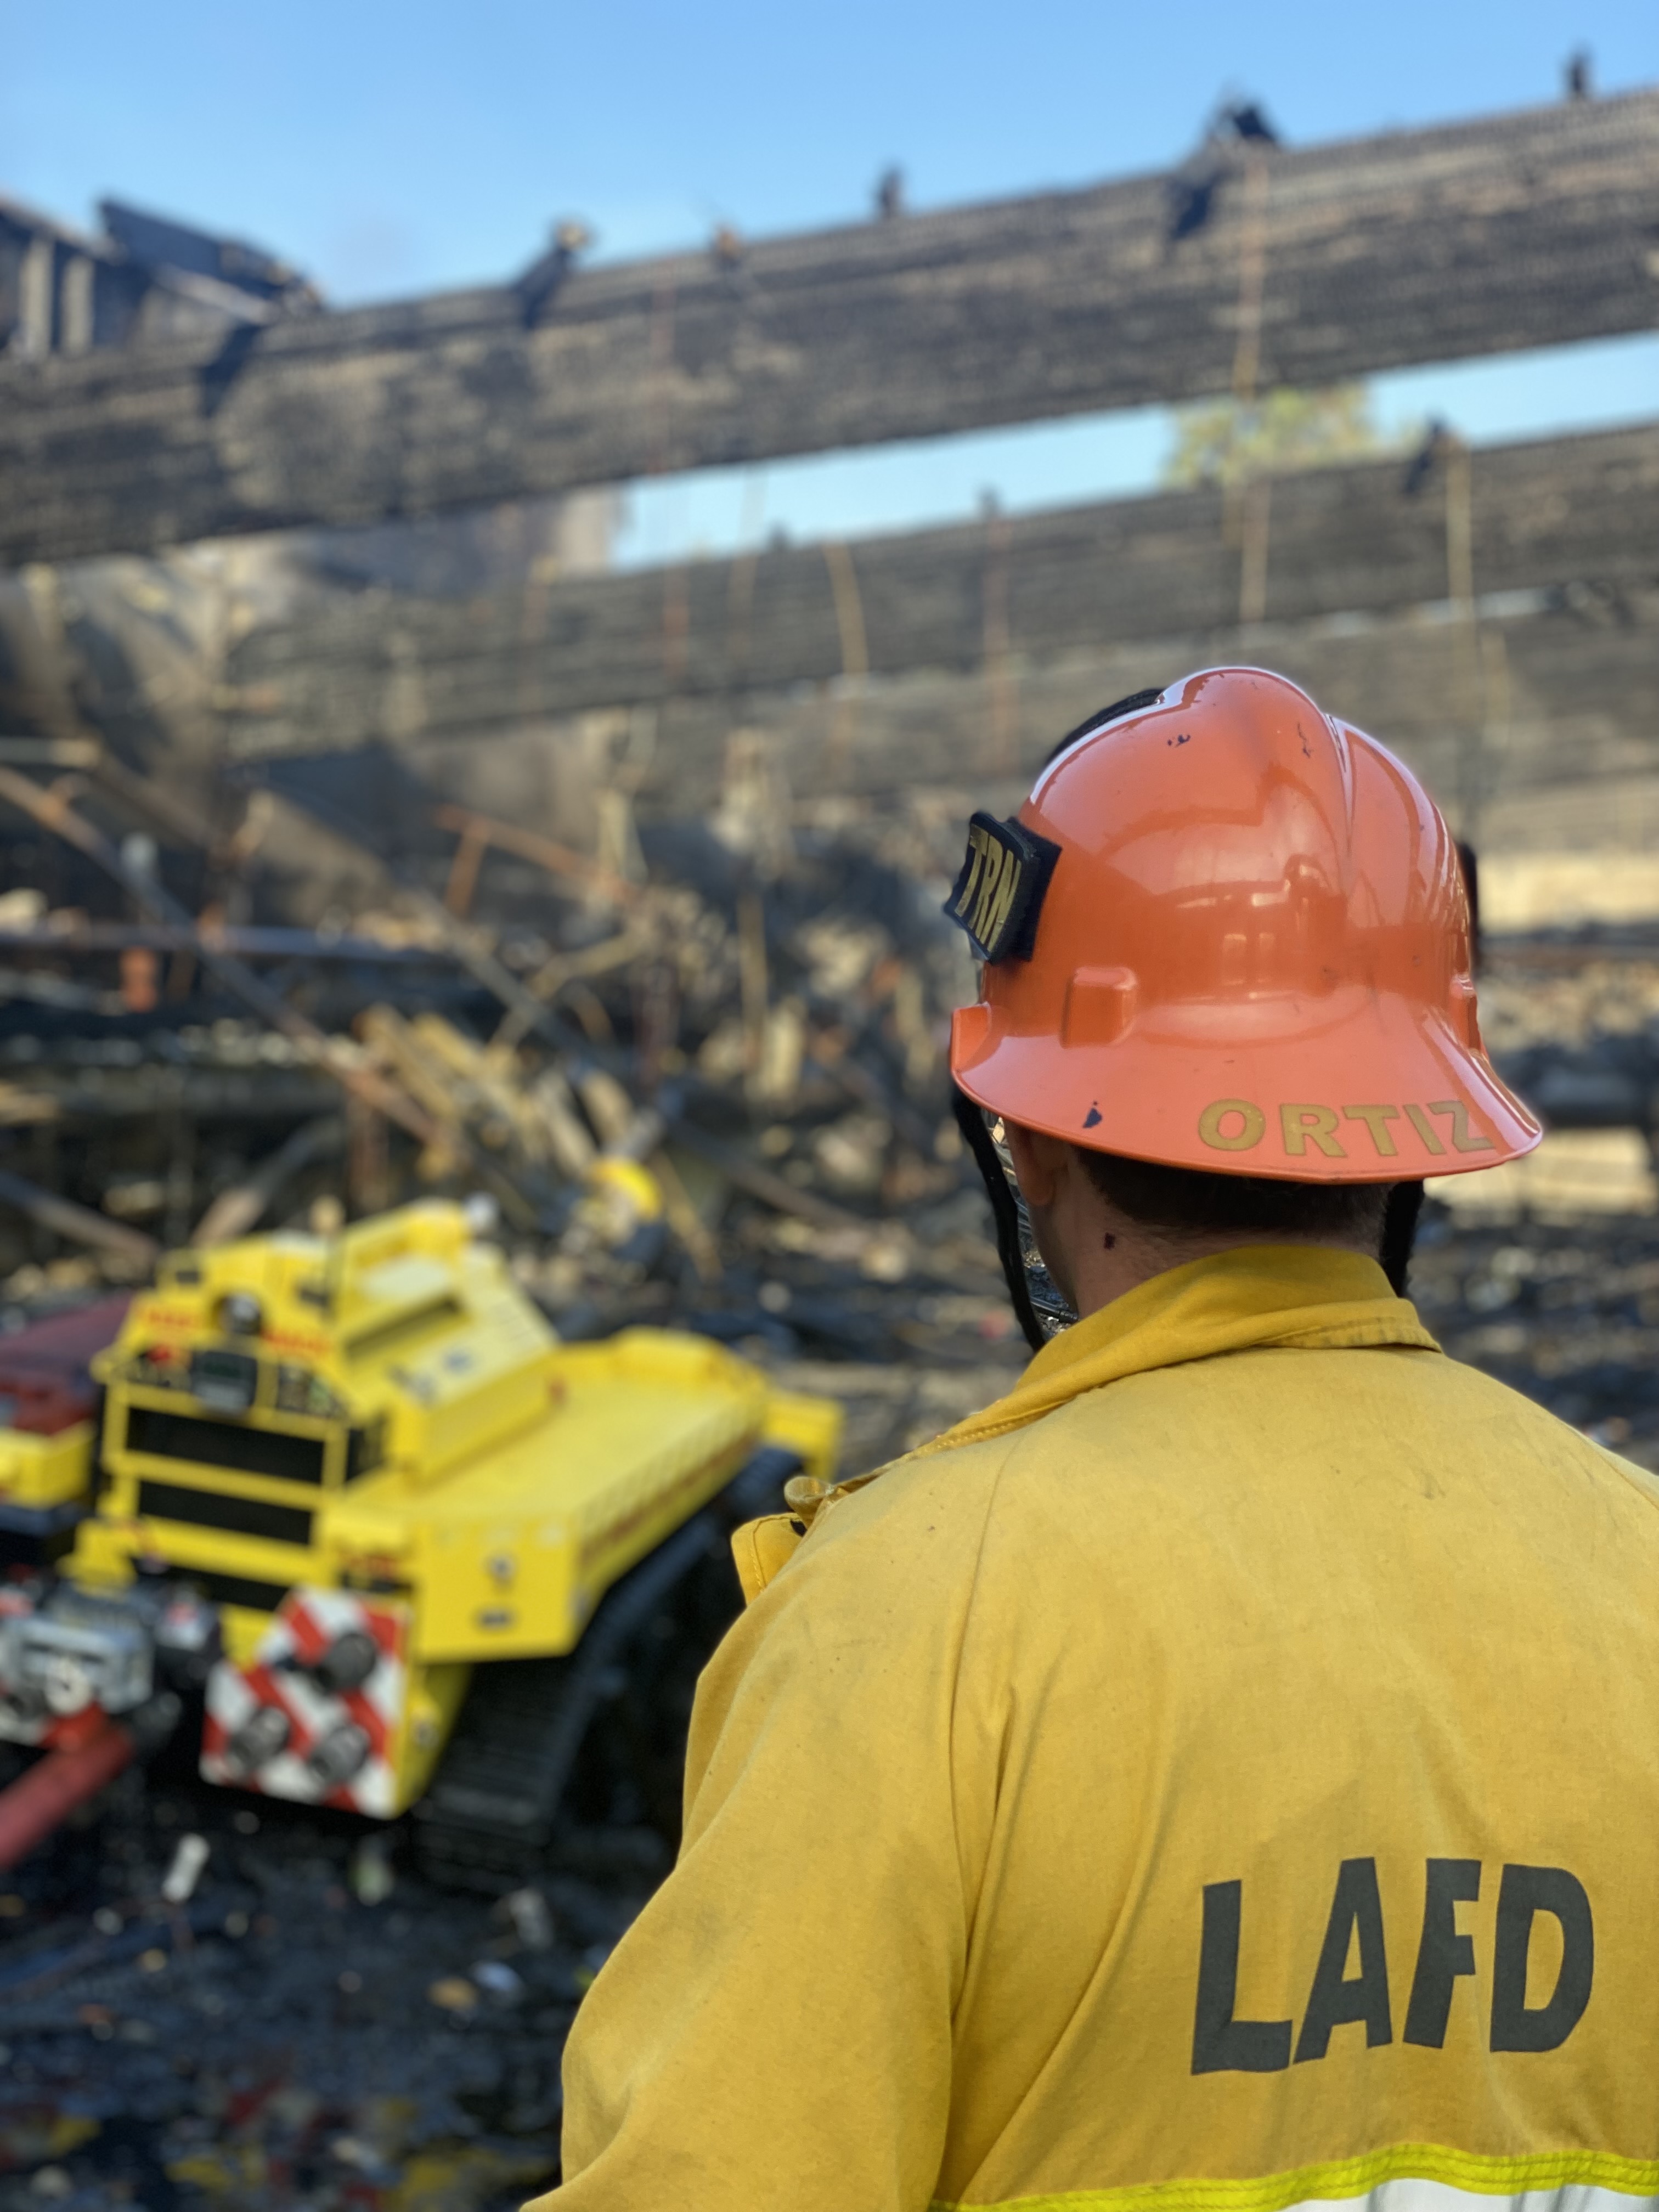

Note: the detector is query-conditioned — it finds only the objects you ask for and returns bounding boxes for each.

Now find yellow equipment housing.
[64,1201,839,1819]
[0,1424,95,1522]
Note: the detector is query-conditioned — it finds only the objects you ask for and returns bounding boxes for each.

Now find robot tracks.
[411,1449,799,1891]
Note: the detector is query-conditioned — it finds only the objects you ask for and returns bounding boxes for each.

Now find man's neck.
[1065,1226,1376,1322]
[1001,1116,1378,1322]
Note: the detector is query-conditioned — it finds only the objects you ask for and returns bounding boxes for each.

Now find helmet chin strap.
[1380,1181,1426,1297]
[952,1087,1078,1353]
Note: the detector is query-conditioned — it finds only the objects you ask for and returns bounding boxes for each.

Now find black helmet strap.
[952,1085,1063,1355]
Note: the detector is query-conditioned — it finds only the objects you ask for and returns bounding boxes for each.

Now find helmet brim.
[951,984,1541,1182]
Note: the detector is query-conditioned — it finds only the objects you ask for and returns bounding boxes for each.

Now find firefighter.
[541,669,1659,2209]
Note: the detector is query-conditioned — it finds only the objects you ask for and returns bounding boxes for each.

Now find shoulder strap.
[729,1468,888,1602]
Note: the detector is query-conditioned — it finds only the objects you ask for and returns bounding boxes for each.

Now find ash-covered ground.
[1410,1201,1659,1466]
[0,1759,663,2211]
[4,1200,1657,2210]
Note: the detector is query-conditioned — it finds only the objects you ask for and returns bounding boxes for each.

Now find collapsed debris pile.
[0,745,1023,1393]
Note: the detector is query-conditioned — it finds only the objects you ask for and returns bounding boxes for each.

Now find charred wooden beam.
[0,1167,157,1268]
[595,589,1659,830]
[0,765,457,1159]
[0,921,447,962]
[218,420,1657,756]
[3,91,1656,565]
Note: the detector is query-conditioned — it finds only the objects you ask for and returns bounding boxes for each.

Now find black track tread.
[409,1448,800,1889]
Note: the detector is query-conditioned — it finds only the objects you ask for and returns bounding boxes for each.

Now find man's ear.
[1004,1121,1067,1210]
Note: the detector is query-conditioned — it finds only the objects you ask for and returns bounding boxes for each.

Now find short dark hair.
[1075,1147,1392,1246]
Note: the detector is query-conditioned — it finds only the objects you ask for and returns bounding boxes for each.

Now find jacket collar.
[765,1247,1441,1576]
[915,1244,1440,1460]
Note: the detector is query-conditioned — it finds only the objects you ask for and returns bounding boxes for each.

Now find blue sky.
[4,0,1655,562]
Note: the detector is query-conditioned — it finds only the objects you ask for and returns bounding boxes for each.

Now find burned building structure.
[0,84,1654,1280]
[1,194,319,360]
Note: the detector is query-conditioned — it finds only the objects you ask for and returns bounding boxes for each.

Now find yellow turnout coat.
[543,1246,1659,2211]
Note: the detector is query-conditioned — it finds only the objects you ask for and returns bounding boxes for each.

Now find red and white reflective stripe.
[200,1588,409,1816]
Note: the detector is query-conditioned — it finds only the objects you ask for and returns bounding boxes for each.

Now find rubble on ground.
[0,749,1002,1358]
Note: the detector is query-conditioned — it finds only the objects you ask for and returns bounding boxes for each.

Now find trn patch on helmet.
[944,812,1062,963]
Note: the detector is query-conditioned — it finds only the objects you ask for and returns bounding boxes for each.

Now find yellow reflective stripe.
[930,2143,1659,2212]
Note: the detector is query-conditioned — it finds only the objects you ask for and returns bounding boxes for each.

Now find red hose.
[0,1719,136,1870]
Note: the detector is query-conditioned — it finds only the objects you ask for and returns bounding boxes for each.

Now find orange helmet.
[947,667,1539,1182]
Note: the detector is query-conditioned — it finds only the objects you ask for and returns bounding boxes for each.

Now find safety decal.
[200,1587,408,1817]
[944,812,1062,964]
